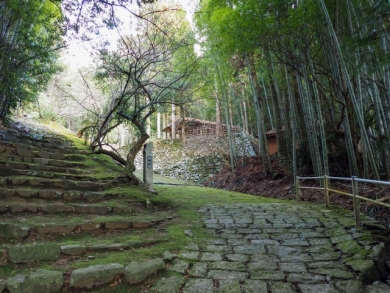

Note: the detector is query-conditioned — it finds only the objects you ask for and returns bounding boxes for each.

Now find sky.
[64,0,198,69]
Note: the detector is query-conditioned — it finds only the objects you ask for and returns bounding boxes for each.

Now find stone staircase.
[0,123,172,293]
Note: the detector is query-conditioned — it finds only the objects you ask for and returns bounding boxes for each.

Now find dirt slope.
[203,156,390,228]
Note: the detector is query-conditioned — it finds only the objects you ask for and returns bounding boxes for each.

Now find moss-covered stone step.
[0,202,135,215]
[0,176,110,191]
[1,258,166,292]
[0,139,77,153]
[0,167,102,182]
[0,187,115,202]
[0,144,86,161]
[0,154,87,168]
[0,213,172,239]
[4,240,167,264]
[0,160,88,175]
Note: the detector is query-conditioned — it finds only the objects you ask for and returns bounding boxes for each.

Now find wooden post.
[157,112,161,139]
[324,175,330,208]
[296,176,301,200]
[171,103,176,139]
[352,176,361,227]
[162,113,167,139]
[143,142,153,189]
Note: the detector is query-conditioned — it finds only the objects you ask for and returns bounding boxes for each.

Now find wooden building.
[265,127,285,155]
[266,130,278,155]
[162,117,240,138]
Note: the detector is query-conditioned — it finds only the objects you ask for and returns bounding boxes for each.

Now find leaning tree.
[84,4,198,183]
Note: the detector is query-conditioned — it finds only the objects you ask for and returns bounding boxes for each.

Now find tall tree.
[0,0,64,118]
[89,4,198,183]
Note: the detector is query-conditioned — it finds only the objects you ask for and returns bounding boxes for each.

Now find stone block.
[334,280,363,293]
[77,181,102,190]
[151,275,185,293]
[169,259,189,274]
[35,151,51,159]
[189,263,208,278]
[29,178,52,186]
[73,205,109,215]
[16,189,37,198]
[0,188,15,197]
[105,221,130,230]
[49,160,70,167]
[79,222,101,231]
[35,224,76,235]
[268,282,296,293]
[6,269,63,293]
[346,259,380,283]
[0,223,29,240]
[38,190,61,199]
[207,270,248,281]
[113,206,132,214]
[182,279,214,293]
[83,192,105,202]
[50,153,66,160]
[32,158,49,165]
[70,263,124,289]
[61,245,86,256]
[132,221,152,229]
[40,205,74,213]
[10,204,38,213]
[11,178,28,185]
[363,283,390,293]
[11,143,29,151]
[125,258,165,284]
[8,243,60,263]
[66,154,85,161]
[53,180,77,189]
[62,191,82,201]
[298,284,338,293]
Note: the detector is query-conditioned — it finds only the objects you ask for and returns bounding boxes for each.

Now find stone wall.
[135,133,255,183]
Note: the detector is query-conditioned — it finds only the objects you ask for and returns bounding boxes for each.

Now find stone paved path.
[152,203,390,293]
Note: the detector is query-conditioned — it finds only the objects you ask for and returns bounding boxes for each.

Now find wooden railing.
[296,175,390,227]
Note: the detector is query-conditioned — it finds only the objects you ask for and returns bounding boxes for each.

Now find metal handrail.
[296,175,390,227]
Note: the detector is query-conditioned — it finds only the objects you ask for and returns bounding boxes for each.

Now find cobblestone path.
[152,203,390,293]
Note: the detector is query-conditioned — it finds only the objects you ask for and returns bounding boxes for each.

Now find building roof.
[162,117,237,132]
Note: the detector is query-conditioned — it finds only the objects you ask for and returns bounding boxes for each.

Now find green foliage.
[0,0,64,117]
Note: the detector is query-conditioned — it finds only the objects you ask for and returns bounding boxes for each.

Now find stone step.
[0,166,101,182]
[1,258,166,292]
[0,144,86,161]
[4,240,167,264]
[0,153,86,168]
[0,137,77,152]
[0,176,110,191]
[0,160,88,175]
[0,187,114,202]
[0,201,135,215]
[0,213,172,240]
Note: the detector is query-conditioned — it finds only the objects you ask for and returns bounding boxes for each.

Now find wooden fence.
[296,175,390,227]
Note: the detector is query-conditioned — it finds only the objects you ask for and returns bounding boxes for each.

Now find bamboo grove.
[0,0,64,117]
[195,0,390,180]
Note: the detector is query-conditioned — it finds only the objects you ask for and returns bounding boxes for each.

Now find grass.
[0,120,300,291]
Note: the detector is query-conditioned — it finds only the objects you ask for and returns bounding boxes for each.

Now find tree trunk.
[216,84,222,136]
[171,103,176,139]
[157,111,161,139]
[119,132,150,184]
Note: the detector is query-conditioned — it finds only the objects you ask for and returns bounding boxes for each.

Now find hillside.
[203,156,390,228]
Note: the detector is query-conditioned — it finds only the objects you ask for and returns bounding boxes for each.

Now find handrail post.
[296,176,301,200]
[352,176,361,227]
[324,175,329,208]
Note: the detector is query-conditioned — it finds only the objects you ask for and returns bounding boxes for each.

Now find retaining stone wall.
[135,133,255,183]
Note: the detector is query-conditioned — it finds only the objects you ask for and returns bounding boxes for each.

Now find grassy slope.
[94,178,293,293]
[1,121,295,292]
